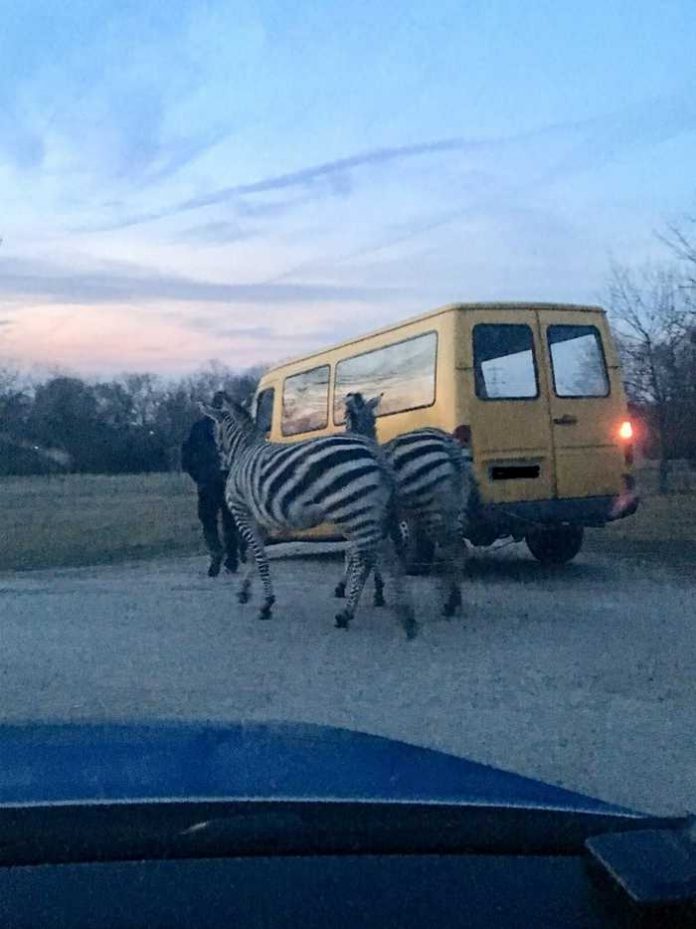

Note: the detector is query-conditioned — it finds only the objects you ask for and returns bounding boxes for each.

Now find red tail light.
[618,420,633,441]
[618,420,634,466]
[453,424,471,447]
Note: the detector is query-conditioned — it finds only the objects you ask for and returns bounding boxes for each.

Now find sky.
[1,0,695,377]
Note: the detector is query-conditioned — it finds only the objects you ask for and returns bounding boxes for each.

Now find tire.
[400,519,436,576]
[525,526,584,565]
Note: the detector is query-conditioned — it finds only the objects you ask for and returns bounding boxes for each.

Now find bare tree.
[659,215,696,305]
[608,261,695,491]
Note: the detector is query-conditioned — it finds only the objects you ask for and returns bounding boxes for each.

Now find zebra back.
[203,400,397,551]
[340,392,473,516]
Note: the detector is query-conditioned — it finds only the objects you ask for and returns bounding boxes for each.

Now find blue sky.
[1,0,695,375]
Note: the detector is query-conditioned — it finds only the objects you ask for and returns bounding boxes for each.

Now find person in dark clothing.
[181,390,246,577]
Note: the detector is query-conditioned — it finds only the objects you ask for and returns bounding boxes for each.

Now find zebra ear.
[367,394,382,412]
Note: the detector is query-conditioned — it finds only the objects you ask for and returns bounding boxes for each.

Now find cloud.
[0,1,243,193]
[134,125,235,188]
[0,255,400,306]
[540,89,696,183]
[87,134,498,231]
[88,86,696,236]
[173,220,257,244]
[263,88,696,284]
[182,320,340,345]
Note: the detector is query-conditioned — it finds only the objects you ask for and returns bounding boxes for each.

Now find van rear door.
[467,312,555,503]
[536,309,625,500]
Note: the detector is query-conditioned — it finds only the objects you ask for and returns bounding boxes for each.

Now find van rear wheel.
[525,526,584,565]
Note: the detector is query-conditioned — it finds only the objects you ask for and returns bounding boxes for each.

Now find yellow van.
[252,303,638,565]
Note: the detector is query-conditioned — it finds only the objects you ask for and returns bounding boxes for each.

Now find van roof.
[260,301,605,376]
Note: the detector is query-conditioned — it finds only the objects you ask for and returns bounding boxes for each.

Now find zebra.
[335,392,474,617]
[201,397,417,638]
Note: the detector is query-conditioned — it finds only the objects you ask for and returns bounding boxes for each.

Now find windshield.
[1,0,694,829]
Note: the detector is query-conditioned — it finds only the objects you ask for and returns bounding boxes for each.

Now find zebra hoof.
[335,610,351,630]
[258,602,274,620]
[208,555,223,578]
[397,605,418,640]
[238,588,251,604]
[374,592,386,608]
[442,585,463,617]
[334,582,346,599]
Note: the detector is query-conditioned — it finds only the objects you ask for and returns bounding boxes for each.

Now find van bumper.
[471,490,639,541]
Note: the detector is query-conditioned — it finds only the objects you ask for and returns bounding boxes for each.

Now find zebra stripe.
[340,392,474,618]
[202,399,416,637]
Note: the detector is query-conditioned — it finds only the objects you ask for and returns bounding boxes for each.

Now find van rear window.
[547,325,609,397]
[473,324,538,399]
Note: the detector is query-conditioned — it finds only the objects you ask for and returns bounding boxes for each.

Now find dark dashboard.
[1,722,693,928]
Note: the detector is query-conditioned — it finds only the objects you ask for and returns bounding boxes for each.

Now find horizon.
[1,0,695,377]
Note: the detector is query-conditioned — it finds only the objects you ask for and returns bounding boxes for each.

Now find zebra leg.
[230,505,275,619]
[378,533,418,640]
[436,508,465,619]
[335,549,372,629]
[334,548,350,599]
[334,548,378,603]
[237,558,254,604]
[335,549,356,627]
[373,566,386,607]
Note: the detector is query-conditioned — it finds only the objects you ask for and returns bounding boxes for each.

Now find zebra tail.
[384,482,408,563]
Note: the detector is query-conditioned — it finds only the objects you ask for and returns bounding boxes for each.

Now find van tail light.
[618,420,633,441]
[618,420,634,466]
[453,424,472,447]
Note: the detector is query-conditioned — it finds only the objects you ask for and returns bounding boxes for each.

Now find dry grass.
[0,472,202,572]
[586,469,696,562]
[601,493,695,544]
[1,469,693,573]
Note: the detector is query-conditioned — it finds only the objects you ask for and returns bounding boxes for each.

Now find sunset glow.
[2,1,695,376]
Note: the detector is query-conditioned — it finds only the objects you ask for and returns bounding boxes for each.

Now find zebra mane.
[201,398,262,465]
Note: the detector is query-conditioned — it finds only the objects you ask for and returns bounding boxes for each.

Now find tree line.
[0,362,263,476]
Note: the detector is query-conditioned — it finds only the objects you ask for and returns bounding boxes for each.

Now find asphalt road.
[1,542,694,815]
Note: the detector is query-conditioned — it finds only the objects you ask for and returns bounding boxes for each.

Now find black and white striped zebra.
[201,397,417,638]
[336,392,474,617]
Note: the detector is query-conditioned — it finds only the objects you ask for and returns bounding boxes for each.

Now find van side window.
[547,325,610,397]
[282,365,330,435]
[255,388,275,436]
[473,324,538,400]
[334,331,437,422]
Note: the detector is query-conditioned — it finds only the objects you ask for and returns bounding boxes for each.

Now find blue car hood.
[0,720,639,816]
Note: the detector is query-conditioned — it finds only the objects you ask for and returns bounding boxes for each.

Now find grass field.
[1,470,693,572]
[1,472,201,572]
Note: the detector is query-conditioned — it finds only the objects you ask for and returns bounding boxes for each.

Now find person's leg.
[198,483,223,577]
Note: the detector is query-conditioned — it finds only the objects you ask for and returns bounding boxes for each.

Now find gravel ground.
[1,542,694,815]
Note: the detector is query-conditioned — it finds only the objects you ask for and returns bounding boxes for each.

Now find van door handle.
[553,414,578,426]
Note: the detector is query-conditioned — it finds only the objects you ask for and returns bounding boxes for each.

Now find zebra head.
[344,392,381,440]
[200,397,261,466]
